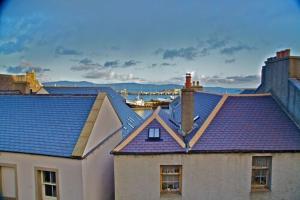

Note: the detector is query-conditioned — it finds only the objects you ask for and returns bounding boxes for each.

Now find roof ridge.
[189,94,229,148]
[227,93,271,97]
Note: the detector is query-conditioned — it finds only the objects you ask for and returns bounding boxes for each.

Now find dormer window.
[148,128,160,140]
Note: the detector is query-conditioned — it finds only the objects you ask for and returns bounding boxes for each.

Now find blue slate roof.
[192,95,300,152]
[43,87,143,137]
[0,95,95,157]
[116,93,300,154]
[169,92,222,141]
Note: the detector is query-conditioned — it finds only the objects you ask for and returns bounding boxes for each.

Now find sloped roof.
[120,119,185,153]
[43,86,143,137]
[191,95,300,152]
[114,93,300,154]
[0,95,95,157]
[170,92,222,141]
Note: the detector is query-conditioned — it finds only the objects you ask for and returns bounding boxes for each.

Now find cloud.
[162,47,198,60]
[2,61,50,74]
[55,46,82,56]
[164,73,260,86]
[220,45,253,55]
[79,58,93,65]
[104,60,119,68]
[83,69,146,82]
[205,38,228,50]
[70,58,102,71]
[201,75,260,85]
[123,60,140,67]
[148,63,176,68]
[161,62,176,66]
[154,37,230,60]
[225,58,236,63]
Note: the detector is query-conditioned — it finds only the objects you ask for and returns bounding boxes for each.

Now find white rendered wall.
[115,153,300,200]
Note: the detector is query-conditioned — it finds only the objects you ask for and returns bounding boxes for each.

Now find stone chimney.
[181,73,194,135]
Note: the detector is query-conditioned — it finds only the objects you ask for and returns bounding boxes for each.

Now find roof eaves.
[72,92,106,158]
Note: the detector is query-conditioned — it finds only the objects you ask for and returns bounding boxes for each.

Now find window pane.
[149,129,154,137]
[252,169,267,185]
[45,184,54,196]
[53,185,57,197]
[154,129,160,138]
[50,171,56,183]
[43,171,51,183]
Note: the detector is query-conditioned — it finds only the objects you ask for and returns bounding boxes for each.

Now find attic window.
[148,128,160,140]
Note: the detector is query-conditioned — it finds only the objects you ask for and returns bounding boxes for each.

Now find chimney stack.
[181,73,194,135]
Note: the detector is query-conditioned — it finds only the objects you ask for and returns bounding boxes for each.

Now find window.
[35,168,59,200]
[42,171,57,198]
[251,156,272,191]
[160,165,182,194]
[148,128,160,139]
[0,163,18,200]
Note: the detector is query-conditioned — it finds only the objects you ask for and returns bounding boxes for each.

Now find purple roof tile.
[121,119,185,153]
[192,96,300,152]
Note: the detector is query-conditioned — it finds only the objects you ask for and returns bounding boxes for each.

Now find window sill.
[251,187,270,193]
[145,138,163,142]
[160,192,181,198]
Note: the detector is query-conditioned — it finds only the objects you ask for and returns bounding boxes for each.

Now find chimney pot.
[185,73,192,88]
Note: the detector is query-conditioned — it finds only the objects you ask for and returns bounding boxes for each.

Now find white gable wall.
[83,95,122,155]
[82,95,122,200]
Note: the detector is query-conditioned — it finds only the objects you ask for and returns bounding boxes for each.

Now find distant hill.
[43,81,242,94]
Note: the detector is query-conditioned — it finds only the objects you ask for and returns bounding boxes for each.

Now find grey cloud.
[4,65,50,74]
[55,46,82,56]
[79,58,93,65]
[70,58,102,71]
[104,60,119,68]
[123,60,140,67]
[201,75,260,85]
[225,58,236,63]
[162,47,198,60]
[220,45,253,55]
[205,38,228,50]
[161,62,176,66]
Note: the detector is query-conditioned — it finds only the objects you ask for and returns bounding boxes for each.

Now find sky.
[0,0,300,87]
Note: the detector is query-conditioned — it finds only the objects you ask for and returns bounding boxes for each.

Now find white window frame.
[251,156,272,192]
[148,128,160,139]
[160,165,182,194]
[35,167,59,200]
[41,171,57,200]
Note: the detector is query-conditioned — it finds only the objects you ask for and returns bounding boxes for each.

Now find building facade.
[113,51,300,200]
[0,71,42,94]
[0,91,135,200]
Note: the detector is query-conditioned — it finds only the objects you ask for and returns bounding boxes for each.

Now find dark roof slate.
[192,96,300,152]
[0,95,95,157]
[43,87,143,137]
